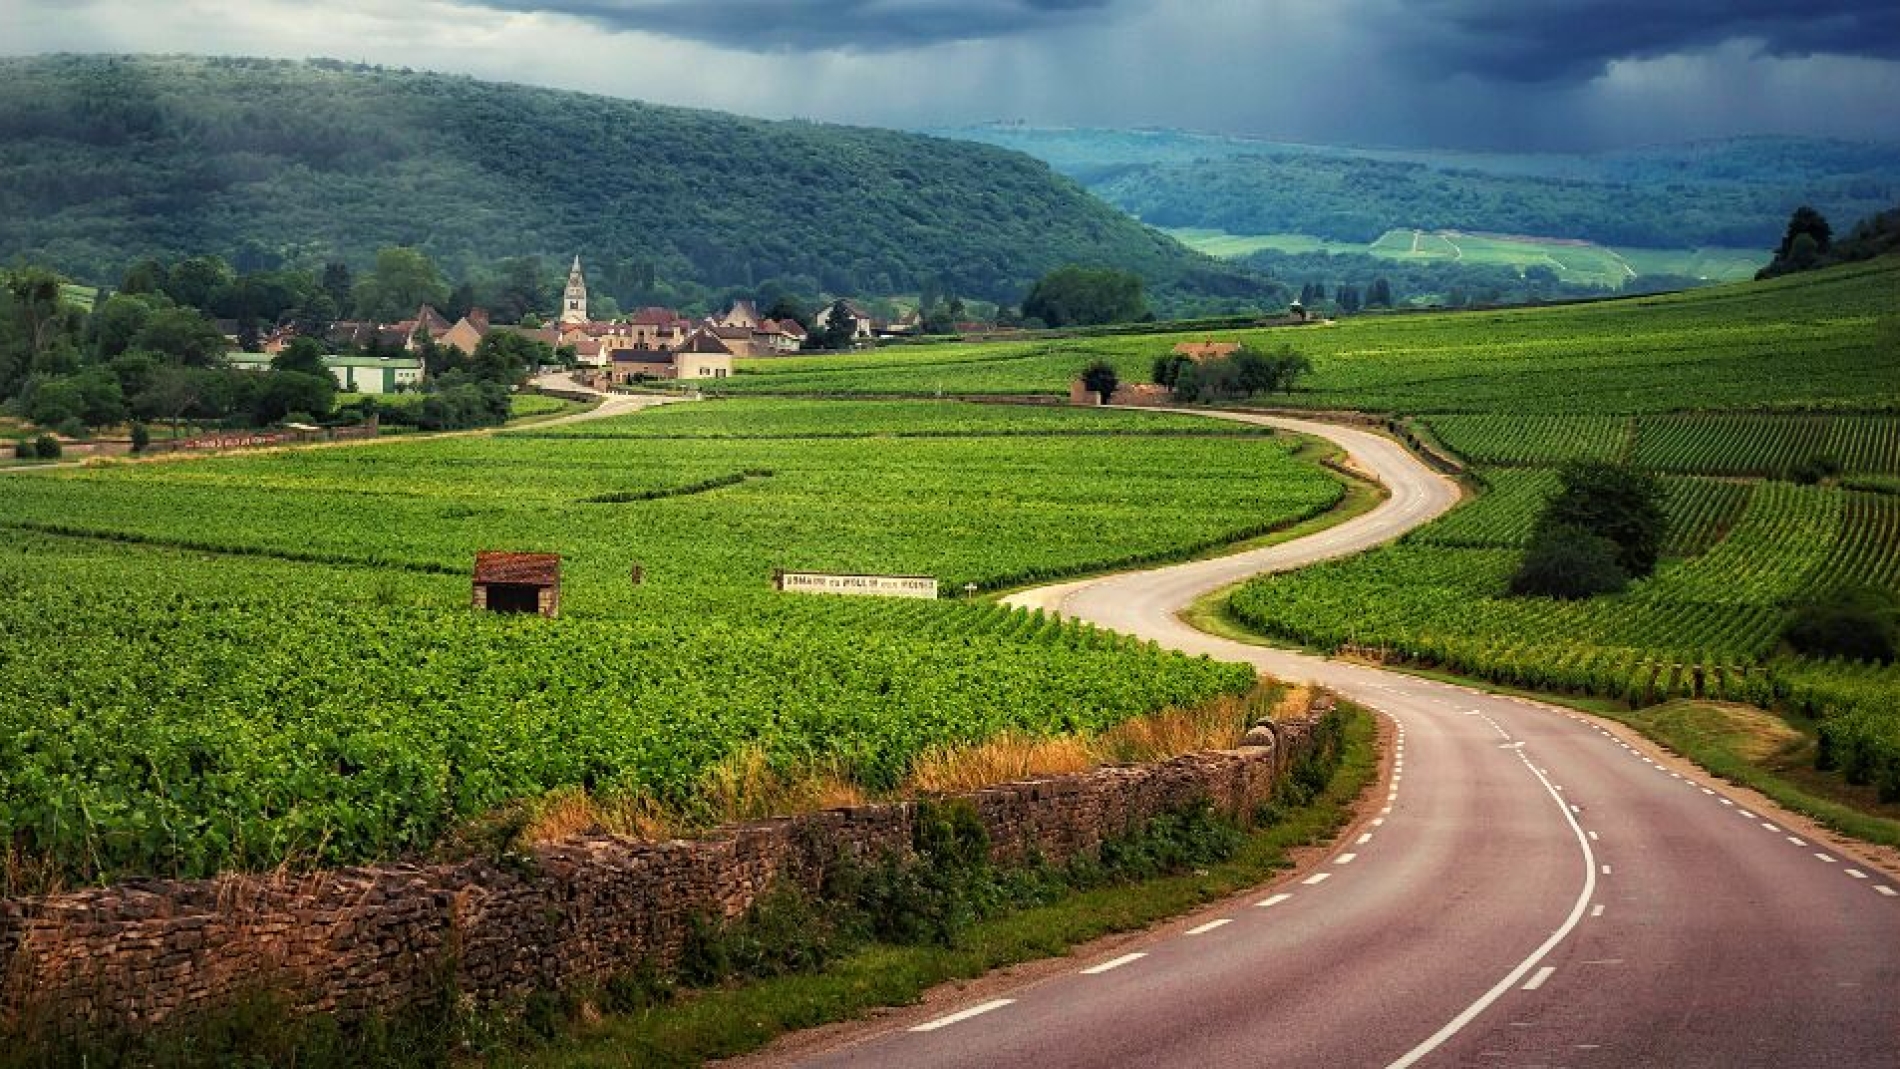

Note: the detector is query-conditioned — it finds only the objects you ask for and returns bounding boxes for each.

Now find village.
[227,257,921,395]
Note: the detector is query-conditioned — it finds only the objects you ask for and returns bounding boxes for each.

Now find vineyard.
[0,401,1343,886]
[717,258,1899,415]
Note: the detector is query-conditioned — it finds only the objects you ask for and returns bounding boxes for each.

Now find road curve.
[781,408,1900,1068]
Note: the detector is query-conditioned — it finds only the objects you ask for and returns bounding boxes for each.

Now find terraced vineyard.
[0,400,1342,885]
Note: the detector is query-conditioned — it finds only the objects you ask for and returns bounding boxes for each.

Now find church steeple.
[561,255,588,325]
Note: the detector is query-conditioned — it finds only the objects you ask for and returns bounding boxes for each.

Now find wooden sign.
[774,570,938,600]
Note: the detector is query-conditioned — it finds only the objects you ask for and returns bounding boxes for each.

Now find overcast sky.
[6,0,1898,151]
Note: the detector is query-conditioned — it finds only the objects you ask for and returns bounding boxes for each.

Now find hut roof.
[474,551,561,586]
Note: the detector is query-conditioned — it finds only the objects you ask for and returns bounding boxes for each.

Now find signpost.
[773,570,939,600]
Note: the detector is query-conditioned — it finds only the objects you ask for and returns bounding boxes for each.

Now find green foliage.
[129,421,150,453]
[0,55,1272,314]
[1783,587,1899,664]
[1759,204,1900,280]
[130,307,229,367]
[32,434,60,459]
[1172,344,1310,402]
[1080,359,1118,402]
[954,125,1900,252]
[1537,461,1668,579]
[1509,524,1628,600]
[1022,266,1148,328]
[270,336,330,378]
[353,247,450,321]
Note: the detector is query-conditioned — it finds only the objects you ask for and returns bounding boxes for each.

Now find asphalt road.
[783,410,1900,1068]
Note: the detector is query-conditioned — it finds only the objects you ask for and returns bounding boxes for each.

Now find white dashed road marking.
[1081,953,1145,975]
[1303,872,1333,886]
[1256,893,1293,909]
[1522,966,1556,991]
[1186,919,1232,936]
[911,999,1014,1032]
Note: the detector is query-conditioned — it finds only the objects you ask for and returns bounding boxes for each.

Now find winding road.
[776,410,1900,1068]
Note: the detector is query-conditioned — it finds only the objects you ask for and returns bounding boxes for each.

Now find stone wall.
[0,718,1317,1037]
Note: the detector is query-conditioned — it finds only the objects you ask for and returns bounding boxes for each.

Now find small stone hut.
[472,551,561,617]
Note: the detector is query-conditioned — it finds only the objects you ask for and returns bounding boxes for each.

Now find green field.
[1170,226,1762,287]
[0,400,1344,885]
[724,258,1898,415]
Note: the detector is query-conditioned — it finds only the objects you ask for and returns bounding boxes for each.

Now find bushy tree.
[1783,586,1898,664]
[270,336,331,379]
[1537,461,1667,579]
[1021,266,1147,328]
[352,247,449,321]
[131,307,229,367]
[1081,359,1119,403]
[1152,353,1193,388]
[1509,524,1628,600]
[249,370,334,425]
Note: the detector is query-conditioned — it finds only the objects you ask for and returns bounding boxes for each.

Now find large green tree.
[352,247,450,322]
[1021,266,1147,328]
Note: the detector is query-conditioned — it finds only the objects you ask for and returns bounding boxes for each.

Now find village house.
[811,300,878,342]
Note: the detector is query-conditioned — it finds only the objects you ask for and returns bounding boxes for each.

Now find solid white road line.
[1522,966,1556,991]
[1256,893,1293,909]
[911,999,1015,1032]
[1081,953,1146,975]
[1384,729,1598,1069]
[1185,919,1233,936]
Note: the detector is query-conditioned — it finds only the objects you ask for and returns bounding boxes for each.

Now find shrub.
[1509,523,1629,600]
[33,434,61,460]
[1783,586,1899,664]
[129,422,151,453]
[1787,456,1842,485]
[10,439,28,460]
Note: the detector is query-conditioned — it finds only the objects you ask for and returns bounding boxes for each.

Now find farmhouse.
[1171,340,1243,361]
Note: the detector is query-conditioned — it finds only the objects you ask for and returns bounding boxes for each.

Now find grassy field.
[0,400,1346,886]
[723,258,1898,415]
[1168,227,1762,286]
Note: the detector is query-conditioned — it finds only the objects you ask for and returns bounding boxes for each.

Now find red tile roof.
[474,551,561,586]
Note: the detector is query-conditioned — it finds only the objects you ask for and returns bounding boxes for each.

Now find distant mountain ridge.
[941,124,1900,250]
[0,55,1275,312]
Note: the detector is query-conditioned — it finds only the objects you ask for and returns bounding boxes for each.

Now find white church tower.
[560,255,588,325]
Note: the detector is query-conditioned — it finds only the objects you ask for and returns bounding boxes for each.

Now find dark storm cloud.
[464,0,1123,50]
[1407,0,1900,83]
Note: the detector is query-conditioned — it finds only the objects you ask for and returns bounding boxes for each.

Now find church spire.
[561,255,588,325]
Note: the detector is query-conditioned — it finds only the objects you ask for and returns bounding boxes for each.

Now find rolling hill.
[943,124,1900,253]
[0,55,1275,313]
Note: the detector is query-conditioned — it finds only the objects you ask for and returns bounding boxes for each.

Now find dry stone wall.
[1,718,1318,1037]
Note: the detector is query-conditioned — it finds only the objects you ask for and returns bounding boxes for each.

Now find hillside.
[943,125,1900,255]
[718,257,1900,410]
[0,55,1273,312]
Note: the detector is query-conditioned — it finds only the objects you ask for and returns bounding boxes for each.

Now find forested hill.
[944,125,1900,249]
[0,55,1273,311]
